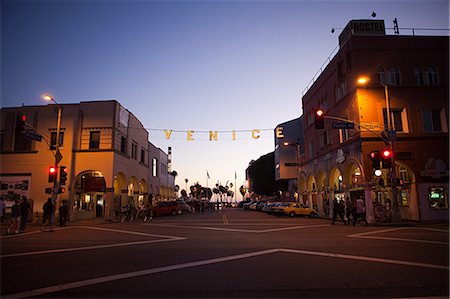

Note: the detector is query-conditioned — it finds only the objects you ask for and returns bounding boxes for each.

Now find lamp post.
[283,141,300,202]
[357,77,400,222]
[43,95,63,210]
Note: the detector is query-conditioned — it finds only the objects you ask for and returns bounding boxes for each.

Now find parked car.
[153,201,182,216]
[237,199,250,208]
[266,202,282,215]
[243,200,256,210]
[271,202,317,217]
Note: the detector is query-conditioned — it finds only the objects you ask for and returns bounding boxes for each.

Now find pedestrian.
[0,197,5,223]
[344,197,352,225]
[41,198,54,231]
[7,199,20,234]
[59,200,68,227]
[331,198,345,225]
[353,198,368,226]
[19,196,33,232]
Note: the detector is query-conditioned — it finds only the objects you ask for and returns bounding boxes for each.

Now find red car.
[152,201,182,216]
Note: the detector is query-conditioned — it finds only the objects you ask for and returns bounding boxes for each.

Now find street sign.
[55,150,63,164]
[24,131,43,142]
[332,122,355,129]
[284,163,300,167]
[387,130,397,141]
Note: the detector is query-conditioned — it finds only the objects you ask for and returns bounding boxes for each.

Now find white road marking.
[279,248,449,270]
[1,226,185,258]
[144,223,329,233]
[4,247,447,299]
[348,227,449,245]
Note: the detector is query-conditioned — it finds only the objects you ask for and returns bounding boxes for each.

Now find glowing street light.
[43,94,63,210]
[357,76,399,222]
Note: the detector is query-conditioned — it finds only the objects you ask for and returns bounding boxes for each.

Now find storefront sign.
[84,177,106,192]
[420,158,448,179]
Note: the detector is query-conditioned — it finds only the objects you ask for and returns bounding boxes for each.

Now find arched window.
[414,66,425,85]
[377,66,386,85]
[387,66,401,85]
[425,66,439,85]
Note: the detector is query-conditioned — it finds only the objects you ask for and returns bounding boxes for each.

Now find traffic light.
[60,166,68,185]
[16,113,27,133]
[369,150,381,170]
[314,108,325,129]
[381,149,393,169]
[48,166,57,183]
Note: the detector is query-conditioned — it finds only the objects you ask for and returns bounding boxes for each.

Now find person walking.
[344,197,352,225]
[59,200,68,227]
[331,198,345,225]
[0,198,5,224]
[41,198,54,231]
[19,196,33,233]
[7,199,20,234]
[353,198,368,226]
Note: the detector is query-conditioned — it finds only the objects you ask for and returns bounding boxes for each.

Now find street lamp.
[283,141,300,202]
[43,95,63,210]
[357,76,400,222]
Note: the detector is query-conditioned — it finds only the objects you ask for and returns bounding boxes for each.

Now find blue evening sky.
[1,0,448,194]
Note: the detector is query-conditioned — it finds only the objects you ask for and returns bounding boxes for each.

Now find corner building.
[300,20,449,222]
[1,100,174,221]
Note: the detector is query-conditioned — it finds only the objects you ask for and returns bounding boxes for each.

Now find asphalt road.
[1,208,449,298]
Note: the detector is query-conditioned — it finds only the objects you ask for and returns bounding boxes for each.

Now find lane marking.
[348,227,449,245]
[4,247,447,299]
[1,226,185,258]
[222,215,229,224]
[3,249,280,299]
[145,223,329,233]
[279,248,449,270]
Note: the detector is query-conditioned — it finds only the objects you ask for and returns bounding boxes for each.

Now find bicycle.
[120,205,134,223]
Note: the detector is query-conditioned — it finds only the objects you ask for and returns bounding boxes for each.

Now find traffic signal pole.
[318,111,400,223]
[51,106,62,210]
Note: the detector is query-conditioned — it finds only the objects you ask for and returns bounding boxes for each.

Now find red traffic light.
[314,108,325,129]
[49,166,57,174]
[382,149,392,158]
[20,114,27,122]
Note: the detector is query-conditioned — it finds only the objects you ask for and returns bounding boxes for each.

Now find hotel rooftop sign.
[339,19,386,47]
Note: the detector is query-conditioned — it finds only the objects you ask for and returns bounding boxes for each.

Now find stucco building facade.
[299,20,448,222]
[0,100,175,221]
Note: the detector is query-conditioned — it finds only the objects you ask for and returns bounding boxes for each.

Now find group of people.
[331,196,368,226]
[40,198,69,231]
[4,196,32,234]
[2,196,69,234]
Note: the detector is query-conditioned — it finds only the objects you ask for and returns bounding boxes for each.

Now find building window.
[428,187,448,209]
[339,129,350,143]
[120,136,127,154]
[425,66,439,85]
[377,67,386,85]
[415,66,425,85]
[140,149,146,164]
[320,130,331,148]
[309,141,315,159]
[383,108,409,133]
[423,108,447,132]
[152,158,158,177]
[131,141,138,159]
[89,131,100,150]
[380,66,400,85]
[50,132,64,150]
[387,66,401,85]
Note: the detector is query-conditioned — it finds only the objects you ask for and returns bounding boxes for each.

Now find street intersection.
[1,208,448,298]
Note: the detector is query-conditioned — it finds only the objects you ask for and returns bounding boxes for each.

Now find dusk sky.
[1,0,449,195]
